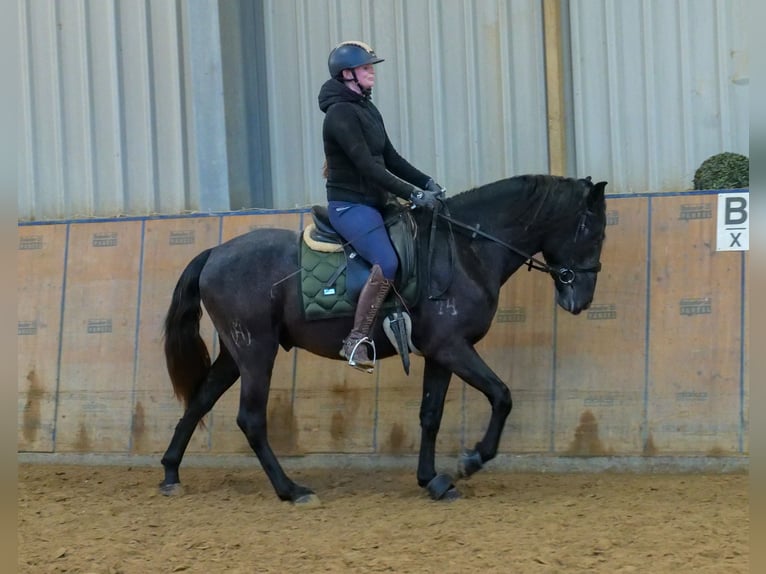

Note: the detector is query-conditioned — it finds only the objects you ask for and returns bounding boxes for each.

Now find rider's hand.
[424,178,446,197]
[410,188,440,209]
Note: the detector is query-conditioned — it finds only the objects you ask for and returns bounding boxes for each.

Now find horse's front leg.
[417,358,459,500]
[447,345,512,479]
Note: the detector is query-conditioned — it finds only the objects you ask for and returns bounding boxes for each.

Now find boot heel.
[339,263,391,373]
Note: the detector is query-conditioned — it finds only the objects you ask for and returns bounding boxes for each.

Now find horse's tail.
[163,248,214,410]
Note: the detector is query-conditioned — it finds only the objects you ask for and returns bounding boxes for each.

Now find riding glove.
[424,178,446,197]
[410,188,440,209]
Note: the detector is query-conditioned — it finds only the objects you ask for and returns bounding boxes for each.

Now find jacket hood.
[318,78,363,113]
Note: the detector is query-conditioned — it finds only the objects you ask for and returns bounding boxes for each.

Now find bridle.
[435,206,603,286]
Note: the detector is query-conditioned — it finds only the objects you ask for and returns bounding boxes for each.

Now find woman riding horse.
[160,173,608,502]
[319,40,444,370]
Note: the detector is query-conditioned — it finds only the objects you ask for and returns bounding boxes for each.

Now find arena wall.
[17,192,748,462]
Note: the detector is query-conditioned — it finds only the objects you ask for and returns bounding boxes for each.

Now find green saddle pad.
[300,243,356,320]
[300,240,419,322]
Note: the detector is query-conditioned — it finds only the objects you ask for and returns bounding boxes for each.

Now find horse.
[160,174,608,502]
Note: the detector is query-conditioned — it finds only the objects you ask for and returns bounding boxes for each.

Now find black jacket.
[318,78,430,208]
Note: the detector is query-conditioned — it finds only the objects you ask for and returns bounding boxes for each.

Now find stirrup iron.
[347,337,376,373]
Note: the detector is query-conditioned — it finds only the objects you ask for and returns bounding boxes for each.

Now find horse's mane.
[445,174,585,229]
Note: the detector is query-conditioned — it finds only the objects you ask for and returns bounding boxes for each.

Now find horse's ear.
[588,181,607,206]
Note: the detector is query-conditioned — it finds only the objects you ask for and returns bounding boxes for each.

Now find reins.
[435,210,552,274]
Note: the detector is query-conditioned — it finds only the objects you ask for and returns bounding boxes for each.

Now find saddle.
[300,203,419,321]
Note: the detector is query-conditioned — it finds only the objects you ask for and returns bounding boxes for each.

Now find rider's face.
[343,64,376,91]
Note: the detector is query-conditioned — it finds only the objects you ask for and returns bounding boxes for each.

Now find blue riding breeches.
[327,201,398,281]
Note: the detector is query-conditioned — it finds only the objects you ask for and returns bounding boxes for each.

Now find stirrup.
[346,337,376,374]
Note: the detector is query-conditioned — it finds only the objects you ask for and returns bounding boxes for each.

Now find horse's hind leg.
[160,345,239,494]
[236,344,316,504]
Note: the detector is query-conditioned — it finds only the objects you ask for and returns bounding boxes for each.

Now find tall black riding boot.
[340,264,392,371]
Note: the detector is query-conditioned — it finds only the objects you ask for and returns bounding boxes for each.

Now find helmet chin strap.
[351,69,372,99]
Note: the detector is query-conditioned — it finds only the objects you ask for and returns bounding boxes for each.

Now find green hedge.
[693,152,749,190]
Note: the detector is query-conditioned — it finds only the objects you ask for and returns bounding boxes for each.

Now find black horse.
[160,174,607,502]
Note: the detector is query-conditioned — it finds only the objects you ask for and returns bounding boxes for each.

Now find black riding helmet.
[328,41,384,78]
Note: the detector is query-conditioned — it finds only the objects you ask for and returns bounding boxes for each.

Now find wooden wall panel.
[16,194,749,458]
[208,213,302,454]
[553,198,649,454]
[131,217,221,454]
[55,221,143,452]
[742,252,749,454]
[646,197,742,454]
[17,225,68,452]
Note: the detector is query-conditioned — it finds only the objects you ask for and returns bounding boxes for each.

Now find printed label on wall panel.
[87,319,113,333]
[717,192,749,251]
[169,230,196,245]
[92,232,118,247]
[18,321,37,335]
[19,236,44,250]
[679,203,712,220]
[676,391,708,402]
[679,297,712,316]
[496,307,526,323]
[586,304,617,320]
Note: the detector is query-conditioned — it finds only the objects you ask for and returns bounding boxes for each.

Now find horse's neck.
[444,176,578,286]
[475,223,544,287]
[430,210,537,289]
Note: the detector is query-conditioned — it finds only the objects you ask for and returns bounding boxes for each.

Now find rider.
[318,40,444,370]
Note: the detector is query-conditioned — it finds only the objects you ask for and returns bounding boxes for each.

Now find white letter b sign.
[717,192,749,251]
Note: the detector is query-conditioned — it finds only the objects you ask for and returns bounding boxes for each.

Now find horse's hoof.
[441,487,461,501]
[293,493,322,507]
[159,482,184,496]
[457,449,484,479]
[426,473,458,501]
